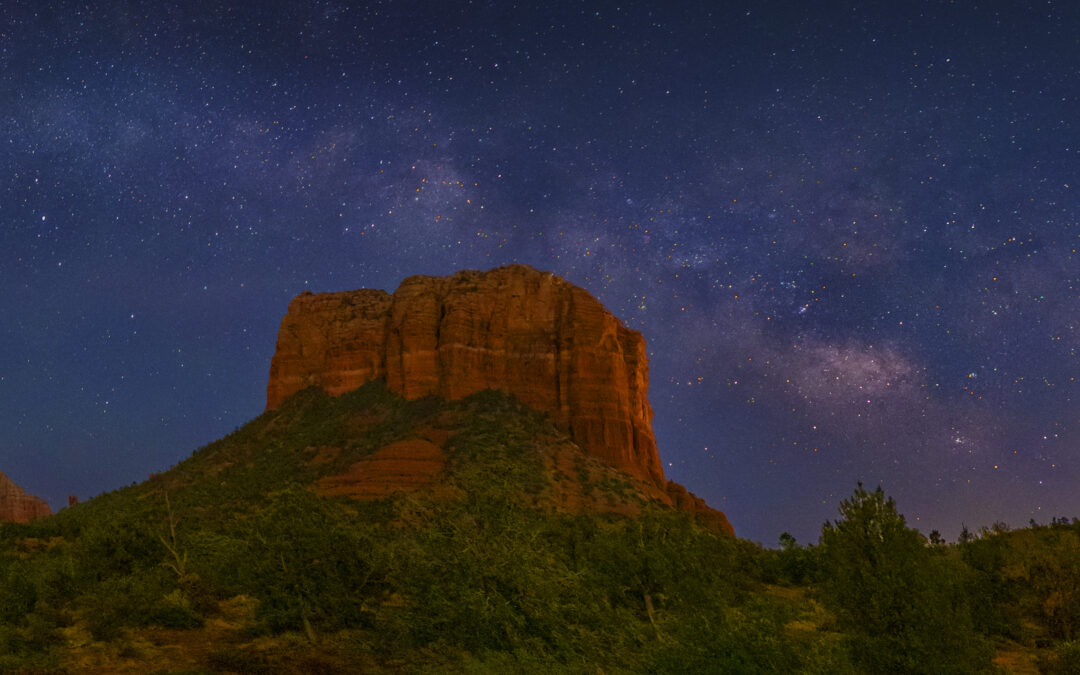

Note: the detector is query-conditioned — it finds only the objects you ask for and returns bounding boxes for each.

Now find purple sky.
[2,1,1077,543]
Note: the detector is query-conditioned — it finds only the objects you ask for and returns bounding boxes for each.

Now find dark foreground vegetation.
[1,382,1078,673]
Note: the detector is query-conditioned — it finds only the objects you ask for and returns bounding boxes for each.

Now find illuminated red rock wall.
[267,265,664,485]
[0,471,51,523]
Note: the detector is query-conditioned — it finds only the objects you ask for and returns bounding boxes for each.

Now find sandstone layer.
[266,264,732,534]
[267,265,663,485]
[318,439,447,500]
[0,471,51,523]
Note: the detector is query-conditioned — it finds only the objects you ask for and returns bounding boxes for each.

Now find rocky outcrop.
[266,264,733,534]
[267,265,664,486]
[665,481,734,536]
[0,471,51,523]
[317,439,447,500]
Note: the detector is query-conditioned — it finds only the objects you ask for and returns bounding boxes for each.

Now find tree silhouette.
[820,484,992,673]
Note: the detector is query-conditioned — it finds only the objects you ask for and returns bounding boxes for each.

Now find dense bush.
[227,488,381,637]
[819,484,994,674]
[0,384,1077,672]
[0,561,38,624]
[1040,640,1080,675]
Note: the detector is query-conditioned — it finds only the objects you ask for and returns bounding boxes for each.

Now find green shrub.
[0,563,37,624]
[147,589,205,629]
[227,489,380,637]
[1040,640,1080,674]
[80,569,173,640]
[0,623,63,672]
[647,599,805,674]
[819,485,994,674]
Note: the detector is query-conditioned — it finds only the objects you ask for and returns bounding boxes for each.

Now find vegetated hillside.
[0,382,844,674]
[4,383,1076,674]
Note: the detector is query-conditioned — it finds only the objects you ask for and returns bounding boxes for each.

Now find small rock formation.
[267,264,732,535]
[0,471,51,523]
[267,265,663,485]
[664,481,733,535]
[318,439,447,499]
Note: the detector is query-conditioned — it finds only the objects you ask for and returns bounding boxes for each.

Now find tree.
[959,524,975,544]
[819,484,993,673]
[233,489,379,639]
[776,532,818,584]
[157,492,188,582]
[1000,528,1080,640]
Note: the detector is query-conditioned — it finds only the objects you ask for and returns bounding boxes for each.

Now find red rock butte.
[266,265,732,535]
[0,471,51,523]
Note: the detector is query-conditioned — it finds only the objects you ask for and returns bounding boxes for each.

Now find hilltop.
[0,384,794,673]
[266,264,731,534]
[4,266,1075,672]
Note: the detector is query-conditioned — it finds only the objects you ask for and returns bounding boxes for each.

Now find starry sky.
[2,1,1077,544]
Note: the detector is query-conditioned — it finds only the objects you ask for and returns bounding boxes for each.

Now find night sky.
[2,1,1077,544]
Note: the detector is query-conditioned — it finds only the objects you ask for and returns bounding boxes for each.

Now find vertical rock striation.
[266,264,732,534]
[0,471,51,523]
[267,265,663,485]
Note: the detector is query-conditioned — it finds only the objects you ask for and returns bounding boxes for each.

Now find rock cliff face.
[0,471,51,523]
[267,265,732,534]
[268,265,663,484]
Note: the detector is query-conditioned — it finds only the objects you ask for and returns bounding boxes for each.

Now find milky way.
[2,1,1077,543]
